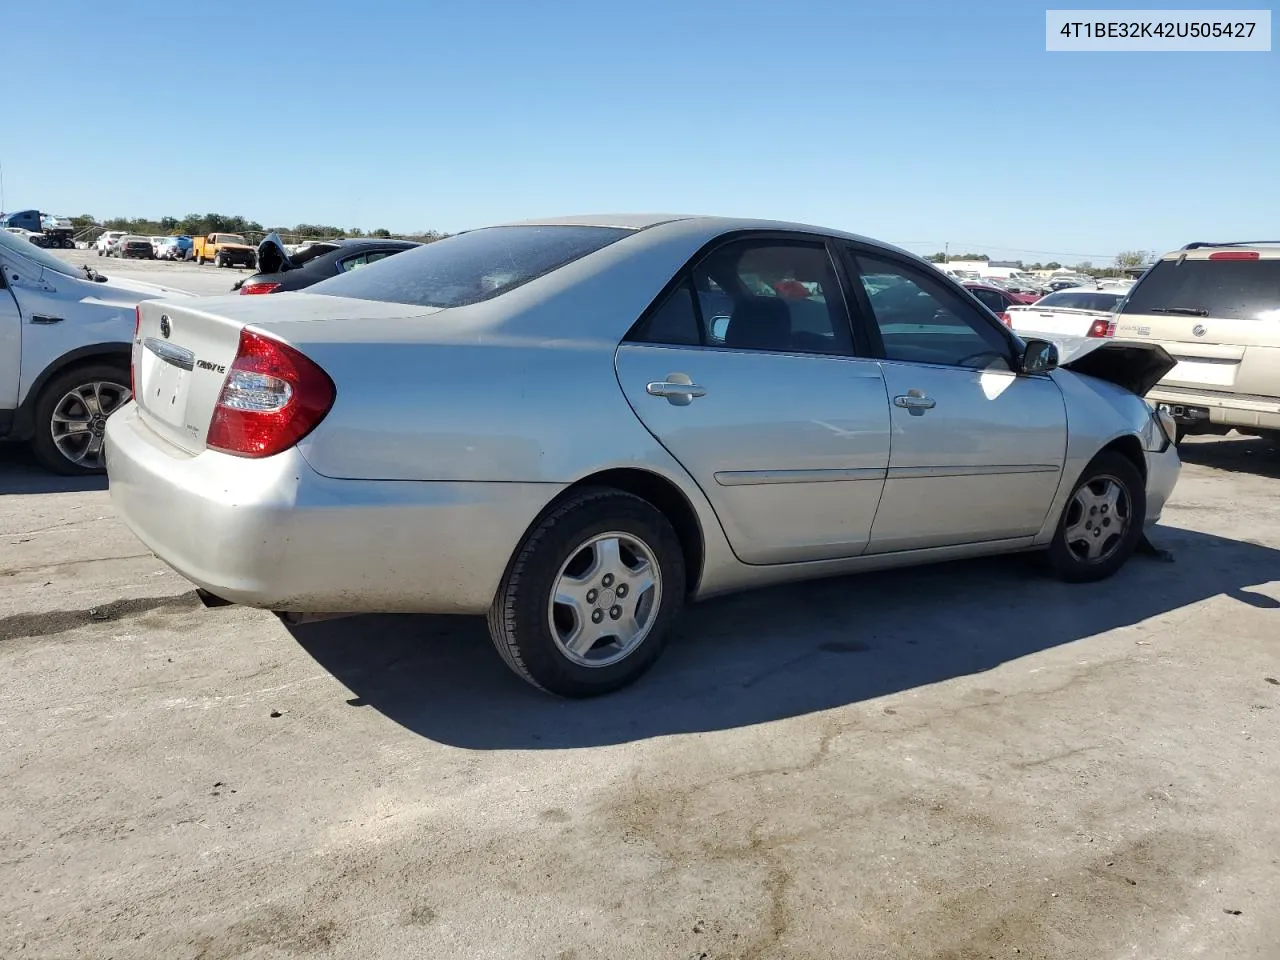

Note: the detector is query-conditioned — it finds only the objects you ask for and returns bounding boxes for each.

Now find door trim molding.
[886,463,1059,480]
[714,467,887,486]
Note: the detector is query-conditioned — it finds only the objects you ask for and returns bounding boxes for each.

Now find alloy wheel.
[50,381,131,470]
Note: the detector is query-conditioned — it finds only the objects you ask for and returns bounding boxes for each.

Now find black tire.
[1047,451,1146,583]
[214,252,223,268]
[30,362,131,476]
[97,248,103,257]
[487,488,687,697]
[197,254,205,265]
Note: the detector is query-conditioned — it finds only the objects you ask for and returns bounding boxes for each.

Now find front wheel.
[30,364,132,475]
[1046,451,1146,583]
[487,489,686,697]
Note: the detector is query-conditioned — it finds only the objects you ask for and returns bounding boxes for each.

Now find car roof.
[489,213,919,259]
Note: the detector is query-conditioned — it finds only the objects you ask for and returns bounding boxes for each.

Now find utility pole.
[944,242,949,264]
[0,158,6,215]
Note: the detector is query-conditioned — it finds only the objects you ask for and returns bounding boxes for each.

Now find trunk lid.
[132,293,440,454]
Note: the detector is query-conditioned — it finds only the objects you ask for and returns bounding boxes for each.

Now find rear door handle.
[893,394,936,410]
[646,376,707,406]
[31,315,64,324]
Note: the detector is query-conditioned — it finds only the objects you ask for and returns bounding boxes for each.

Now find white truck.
[0,228,192,474]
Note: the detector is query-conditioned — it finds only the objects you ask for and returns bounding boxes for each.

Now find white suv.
[95,230,128,256]
[1114,242,1280,442]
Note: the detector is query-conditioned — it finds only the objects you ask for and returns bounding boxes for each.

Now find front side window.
[854,252,1012,369]
[307,224,631,308]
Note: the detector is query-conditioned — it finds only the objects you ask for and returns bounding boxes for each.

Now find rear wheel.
[1047,451,1146,583]
[197,254,205,265]
[30,363,132,475]
[487,489,686,697]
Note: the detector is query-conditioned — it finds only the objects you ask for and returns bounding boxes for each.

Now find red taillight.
[240,281,282,295]
[130,307,141,398]
[1087,318,1117,338]
[205,329,335,457]
[998,311,1012,326]
[1208,251,1259,260]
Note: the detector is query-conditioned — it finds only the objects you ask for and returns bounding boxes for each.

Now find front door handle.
[646,374,706,406]
[31,315,65,324]
[893,393,936,411]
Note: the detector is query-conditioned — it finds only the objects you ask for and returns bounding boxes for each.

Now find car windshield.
[0,227,78,277]
[218,235,246,245]
[1121,258,1280,321]
[1036,290,1123,311]
[306,224,632,308]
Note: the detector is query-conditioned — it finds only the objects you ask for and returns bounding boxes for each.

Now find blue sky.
[4,0,1275,264]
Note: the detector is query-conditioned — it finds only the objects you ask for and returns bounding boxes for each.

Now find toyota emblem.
[1192,324,1206,337]
[160,315,171,339]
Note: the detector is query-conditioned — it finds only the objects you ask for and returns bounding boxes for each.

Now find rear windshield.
[1036,290,1123,311]
[1122,259,1280,321]
[306,225,632,308]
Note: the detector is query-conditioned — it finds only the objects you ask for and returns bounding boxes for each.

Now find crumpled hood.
[1054,337,1176,396]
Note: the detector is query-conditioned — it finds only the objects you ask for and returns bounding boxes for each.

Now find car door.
[615,236,891,565]
[847,248,1067,554]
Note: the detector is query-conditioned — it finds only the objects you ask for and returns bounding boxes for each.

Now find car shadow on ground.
[1177,435,1280,480]
[0,446,107,495]
[288,524,1280,750]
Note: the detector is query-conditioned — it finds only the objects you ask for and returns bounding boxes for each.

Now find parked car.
[119,236,156,260]
[3,226,40,243]
[192,233,256,268]
[155,236,193,261]
[149,236,167,256]
[962,281,1037,325]
[1006,289,1127,340]
[0,228,193,474]
[96,230,128,257]
[231,234,421,294]
[106,214,1180,697]
[1114,241,1280,444]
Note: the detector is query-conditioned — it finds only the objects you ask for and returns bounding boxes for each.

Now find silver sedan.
[105,215,1182,697]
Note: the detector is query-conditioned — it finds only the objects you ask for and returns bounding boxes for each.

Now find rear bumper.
[104,404,563,614]
[1147,386,1280,433]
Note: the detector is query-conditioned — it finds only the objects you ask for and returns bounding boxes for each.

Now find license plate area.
[140,337,194,428]
[1157,402,1211,424]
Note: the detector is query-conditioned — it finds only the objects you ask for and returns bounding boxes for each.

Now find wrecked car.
[231,233,420,295]
[104,215,1181,697]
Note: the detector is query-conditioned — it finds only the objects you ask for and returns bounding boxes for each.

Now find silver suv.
[1114,241,1280,442]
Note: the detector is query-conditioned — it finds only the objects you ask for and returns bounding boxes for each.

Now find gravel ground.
[2,357,1279,955]
[59,247,255,297]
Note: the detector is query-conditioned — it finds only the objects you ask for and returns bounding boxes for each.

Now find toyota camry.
[105,215,1182,697]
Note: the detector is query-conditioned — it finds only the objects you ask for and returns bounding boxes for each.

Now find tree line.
[67,213,447,245]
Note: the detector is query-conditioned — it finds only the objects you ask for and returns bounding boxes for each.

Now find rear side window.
[307,225,631,308]
[1122,259,1280,321]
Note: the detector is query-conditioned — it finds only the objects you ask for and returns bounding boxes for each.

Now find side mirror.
[1020,338,1059,374]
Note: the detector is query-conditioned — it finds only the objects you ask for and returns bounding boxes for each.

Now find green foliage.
[88,213,447,244]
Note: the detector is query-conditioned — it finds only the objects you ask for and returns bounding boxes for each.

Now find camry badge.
[160,315,171,339]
